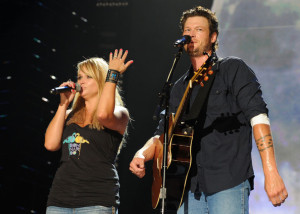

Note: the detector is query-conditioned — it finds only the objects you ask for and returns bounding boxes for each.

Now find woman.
[44,49,133,214]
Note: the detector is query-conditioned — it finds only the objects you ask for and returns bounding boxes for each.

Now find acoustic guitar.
[152,55,215,211]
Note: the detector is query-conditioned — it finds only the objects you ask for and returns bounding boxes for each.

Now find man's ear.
[211,32,217,44]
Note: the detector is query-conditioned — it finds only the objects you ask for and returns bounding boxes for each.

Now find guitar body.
[152,115,193,211]
[151,55,215,211]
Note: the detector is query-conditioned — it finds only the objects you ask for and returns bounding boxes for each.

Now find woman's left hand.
[109,49,133,73]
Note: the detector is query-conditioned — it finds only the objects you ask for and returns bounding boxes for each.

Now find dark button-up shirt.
[154,56,268,194]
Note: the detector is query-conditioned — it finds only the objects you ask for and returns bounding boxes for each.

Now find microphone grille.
[75,83,81,92]
[184,35,191,43]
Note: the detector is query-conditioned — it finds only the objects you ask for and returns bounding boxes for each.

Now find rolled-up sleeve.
[227,58,268,121]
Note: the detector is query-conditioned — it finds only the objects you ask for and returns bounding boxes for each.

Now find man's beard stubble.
[187,48,202,57]
[186,42,211,57]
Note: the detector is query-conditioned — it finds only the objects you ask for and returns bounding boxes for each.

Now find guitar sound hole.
[171,135,192,163]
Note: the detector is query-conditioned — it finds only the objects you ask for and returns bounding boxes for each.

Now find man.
[129,6,288,214]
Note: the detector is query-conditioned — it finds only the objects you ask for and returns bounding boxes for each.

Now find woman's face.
[77,68,98,100]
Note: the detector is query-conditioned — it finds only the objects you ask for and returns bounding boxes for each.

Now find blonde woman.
[45,49,133,214]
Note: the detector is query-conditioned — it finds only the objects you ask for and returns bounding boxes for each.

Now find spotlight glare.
[80,17,88,22]
[42,97,49,102]
[33,37,41,43]
[33,54,40,59]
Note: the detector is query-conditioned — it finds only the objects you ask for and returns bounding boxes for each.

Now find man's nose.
[190,30,196,37]
[184,31,195,38]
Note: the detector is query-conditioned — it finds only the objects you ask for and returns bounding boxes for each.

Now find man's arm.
[253,123,288,206]
[129,135,162,178]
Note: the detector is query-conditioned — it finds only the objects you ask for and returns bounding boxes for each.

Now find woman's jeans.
[46,205,117,214]
[177,180,251,214]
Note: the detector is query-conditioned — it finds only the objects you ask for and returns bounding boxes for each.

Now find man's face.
[183,16,216,57]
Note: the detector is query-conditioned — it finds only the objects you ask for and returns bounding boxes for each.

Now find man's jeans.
[177,180,251,214]
[46,205,117,214]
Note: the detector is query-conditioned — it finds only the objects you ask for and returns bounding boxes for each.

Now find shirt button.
[216,90,220,94]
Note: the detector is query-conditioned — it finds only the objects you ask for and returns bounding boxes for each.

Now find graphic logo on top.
[63,132,90,156]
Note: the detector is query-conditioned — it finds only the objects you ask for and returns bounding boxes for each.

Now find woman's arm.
[44,81,76,151]
[96,49,133,134]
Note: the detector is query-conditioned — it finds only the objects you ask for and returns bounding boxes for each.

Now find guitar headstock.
[191,62,214,87]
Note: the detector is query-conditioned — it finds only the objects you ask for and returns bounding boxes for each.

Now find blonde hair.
[66,57,125,131]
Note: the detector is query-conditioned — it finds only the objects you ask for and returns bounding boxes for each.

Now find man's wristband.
[134,150,145,159]
[106,69,120,84]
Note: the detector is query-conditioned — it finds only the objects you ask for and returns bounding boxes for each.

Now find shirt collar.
[183,54,220,82]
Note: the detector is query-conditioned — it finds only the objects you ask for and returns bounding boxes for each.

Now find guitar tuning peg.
[204,76,209,81]
[208,70,214,75]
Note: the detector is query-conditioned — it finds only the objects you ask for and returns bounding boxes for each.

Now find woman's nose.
[78,78,85,84]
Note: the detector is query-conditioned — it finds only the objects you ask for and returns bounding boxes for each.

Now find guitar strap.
[185,57,222,122]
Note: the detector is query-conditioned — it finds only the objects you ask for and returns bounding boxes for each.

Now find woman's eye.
[87,75,92,79]
[77,76,82,80]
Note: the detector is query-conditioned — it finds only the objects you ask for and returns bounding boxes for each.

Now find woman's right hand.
[59,81,77,106]
[109,49,133,74]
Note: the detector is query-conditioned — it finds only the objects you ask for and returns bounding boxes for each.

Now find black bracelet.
[105,69,120,84]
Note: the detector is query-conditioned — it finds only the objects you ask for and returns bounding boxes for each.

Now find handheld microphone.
[173,35,191,47]
[50,83,81,95]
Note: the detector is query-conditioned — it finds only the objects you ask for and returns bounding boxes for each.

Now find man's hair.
[179,6,219,51]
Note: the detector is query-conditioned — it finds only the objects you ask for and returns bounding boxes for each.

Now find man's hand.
[129,157,146,178]
[265,171,288,207]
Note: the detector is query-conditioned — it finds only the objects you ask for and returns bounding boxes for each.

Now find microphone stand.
[153,46,184,214]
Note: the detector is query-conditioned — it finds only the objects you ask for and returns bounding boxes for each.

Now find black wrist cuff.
[106,69,120,84]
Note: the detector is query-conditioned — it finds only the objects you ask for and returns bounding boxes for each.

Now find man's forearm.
[253,124,278,173]
[134,135,161,161]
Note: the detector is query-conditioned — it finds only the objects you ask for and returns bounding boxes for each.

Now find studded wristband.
[105,69,120,84]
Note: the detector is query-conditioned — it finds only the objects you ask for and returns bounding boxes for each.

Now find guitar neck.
[167,56,214,140]
[168,81,193,138]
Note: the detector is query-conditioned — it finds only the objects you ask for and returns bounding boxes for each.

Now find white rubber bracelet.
[133,135,160,159]
[250,113,270,127]
[134,150,145,159]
